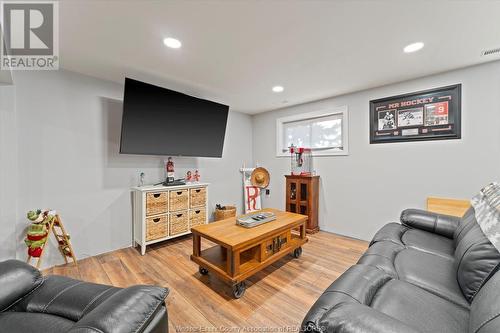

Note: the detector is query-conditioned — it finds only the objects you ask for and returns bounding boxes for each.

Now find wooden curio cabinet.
[285,175,319,233]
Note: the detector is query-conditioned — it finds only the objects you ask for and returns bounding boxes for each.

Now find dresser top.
[132,182,209,192]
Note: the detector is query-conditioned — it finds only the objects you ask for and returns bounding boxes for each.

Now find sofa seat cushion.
[371,280,469,333]
[395,248,469,308]
[371,223,454,258]
[359,242,469,308]
[0,312,75,333]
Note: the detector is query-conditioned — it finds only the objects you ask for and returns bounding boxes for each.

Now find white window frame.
[276,106,349,157]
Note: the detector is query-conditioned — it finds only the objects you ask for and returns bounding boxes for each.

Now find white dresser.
[132,183,209,255]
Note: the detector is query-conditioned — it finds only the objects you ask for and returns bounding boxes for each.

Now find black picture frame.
[369,84,461,144]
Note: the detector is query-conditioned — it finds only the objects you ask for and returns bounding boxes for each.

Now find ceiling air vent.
[481,47,500,56]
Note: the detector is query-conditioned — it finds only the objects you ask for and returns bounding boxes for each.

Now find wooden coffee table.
[190,208,308,298]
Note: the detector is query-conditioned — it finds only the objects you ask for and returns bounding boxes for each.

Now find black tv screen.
[120,78,229,157]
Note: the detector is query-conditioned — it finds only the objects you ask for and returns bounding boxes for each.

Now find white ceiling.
[60,0,500,114]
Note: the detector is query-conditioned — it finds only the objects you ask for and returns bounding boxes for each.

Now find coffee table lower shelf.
[191,218,308,298]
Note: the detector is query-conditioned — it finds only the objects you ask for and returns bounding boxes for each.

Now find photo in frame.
[377,109,397,130]
[370,84,461,144]
[397,107,424,127]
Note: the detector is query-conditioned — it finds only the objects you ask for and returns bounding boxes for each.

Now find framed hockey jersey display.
[370,84,461,144]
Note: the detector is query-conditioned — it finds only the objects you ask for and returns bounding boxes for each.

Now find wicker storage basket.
[170,211,189,236]
[190,188,207,208]
[170,190,188,211]
[214,205,237,221]
[146,192,168,216]
[146,215,168,241]
[190,209,206,228]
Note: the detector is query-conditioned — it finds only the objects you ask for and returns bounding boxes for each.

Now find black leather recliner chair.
[0,260,168,333]
[302,207,500,333]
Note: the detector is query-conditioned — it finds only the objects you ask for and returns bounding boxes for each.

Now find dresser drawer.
[170,190,189,211]
[170,211,189,236]
[146,215,168,241]
[190,187,207,208]
[190,208,206,228]
[146,192,168,216]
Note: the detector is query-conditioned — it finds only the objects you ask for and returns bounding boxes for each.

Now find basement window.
[276,106,349,157]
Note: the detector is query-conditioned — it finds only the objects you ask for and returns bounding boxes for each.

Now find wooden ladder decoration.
[27,215,77,269]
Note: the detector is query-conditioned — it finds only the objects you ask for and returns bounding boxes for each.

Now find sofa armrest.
[69,285,168,333]
[0,260,44,312]
[315,303,421,333]
[400,208,460,239]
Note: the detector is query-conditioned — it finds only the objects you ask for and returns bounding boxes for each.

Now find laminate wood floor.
[44,232,368,332]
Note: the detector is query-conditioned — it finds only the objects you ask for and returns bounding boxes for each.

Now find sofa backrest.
[454,207,477,244]
[454,207,500,303]
[469,269,500,333]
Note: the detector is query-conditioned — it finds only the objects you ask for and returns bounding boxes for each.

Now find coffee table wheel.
[232,281,246,299]
[292,247,303,258]
[199,267,209,275]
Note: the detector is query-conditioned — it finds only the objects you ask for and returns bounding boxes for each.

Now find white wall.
[2,61,499,268]
[253,61,500,241]
[7,70,252,268]
[0,86,17,261]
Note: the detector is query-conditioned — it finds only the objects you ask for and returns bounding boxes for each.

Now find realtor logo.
[1,1,59,70]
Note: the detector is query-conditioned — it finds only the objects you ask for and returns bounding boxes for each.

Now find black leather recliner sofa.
[302,207,500,333]
[0,259,168,333]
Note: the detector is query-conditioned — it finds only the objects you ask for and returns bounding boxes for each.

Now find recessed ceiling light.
[404,42,424,53]
[272,86,284,93]
[163,37,182,49]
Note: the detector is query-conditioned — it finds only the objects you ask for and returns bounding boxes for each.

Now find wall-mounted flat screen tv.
[120,78,229,157]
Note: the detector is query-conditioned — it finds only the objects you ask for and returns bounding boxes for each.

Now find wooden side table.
[285,175,319,233]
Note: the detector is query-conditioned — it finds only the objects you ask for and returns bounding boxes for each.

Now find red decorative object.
[28,247,43,258]
[289,145,312,176]
[25,210,77,268]
[165,157,175,183]
[193,170,200,182]
[166,157,174,172]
